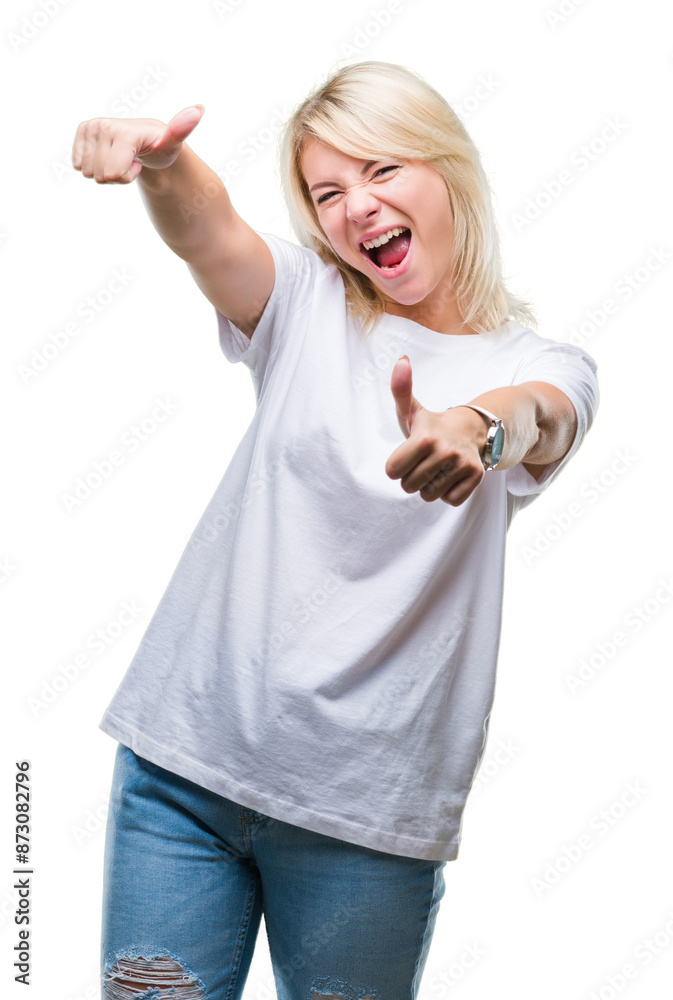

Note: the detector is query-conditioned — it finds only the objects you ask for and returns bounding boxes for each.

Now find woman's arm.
[386,359,580,504]
[73,109,274,340]
[466,381,578,480]
[137,144,275,340]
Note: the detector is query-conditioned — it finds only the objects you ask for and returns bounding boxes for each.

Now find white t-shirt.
[99,231,599,862]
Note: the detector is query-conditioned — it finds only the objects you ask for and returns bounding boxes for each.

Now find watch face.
[491,425,505,466]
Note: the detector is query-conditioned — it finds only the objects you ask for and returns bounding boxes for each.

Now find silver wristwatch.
[451,404,505,471]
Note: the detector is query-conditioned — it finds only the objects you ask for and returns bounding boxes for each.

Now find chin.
[383,285,431,307]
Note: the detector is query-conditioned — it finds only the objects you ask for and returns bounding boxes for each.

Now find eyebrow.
[308,160,382,194]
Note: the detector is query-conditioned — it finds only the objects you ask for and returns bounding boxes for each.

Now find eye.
[316,165,401,205]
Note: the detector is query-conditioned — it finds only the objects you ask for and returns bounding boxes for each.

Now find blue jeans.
[101,743,447,1000]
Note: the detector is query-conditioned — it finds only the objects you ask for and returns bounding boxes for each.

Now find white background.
[2,0,673,998]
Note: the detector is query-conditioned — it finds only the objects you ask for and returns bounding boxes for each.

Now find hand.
[385,355,488,506]
[72,105,206,184]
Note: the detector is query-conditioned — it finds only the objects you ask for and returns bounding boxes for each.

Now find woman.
[73,61,599,1000]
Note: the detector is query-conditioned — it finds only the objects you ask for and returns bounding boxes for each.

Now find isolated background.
[3,0,673,997]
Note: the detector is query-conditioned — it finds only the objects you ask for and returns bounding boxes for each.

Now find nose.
[345,179,380,224]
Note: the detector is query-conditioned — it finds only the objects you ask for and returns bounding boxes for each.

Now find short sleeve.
[215,231,315,399]
[505,340,599,508]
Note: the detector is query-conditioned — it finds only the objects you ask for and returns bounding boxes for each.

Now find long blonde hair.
[278,60,536,339]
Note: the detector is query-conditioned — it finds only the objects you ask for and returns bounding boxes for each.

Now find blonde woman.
[73,61,599,1000]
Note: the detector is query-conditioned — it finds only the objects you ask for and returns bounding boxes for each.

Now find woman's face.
[300,137,462,326]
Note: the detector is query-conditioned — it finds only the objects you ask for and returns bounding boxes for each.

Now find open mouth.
[360,228,412,272]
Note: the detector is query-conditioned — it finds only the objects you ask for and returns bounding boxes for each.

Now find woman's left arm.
[385,358,580,505]
[466,380,578,481]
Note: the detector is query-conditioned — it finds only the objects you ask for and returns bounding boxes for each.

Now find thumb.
[391,355,421,438]
[159,104,206,148]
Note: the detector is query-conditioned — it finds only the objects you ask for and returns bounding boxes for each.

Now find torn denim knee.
[103,952,206,999]
[309,976,378,1000]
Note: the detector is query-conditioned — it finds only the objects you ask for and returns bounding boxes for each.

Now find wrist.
[451,405,490,453]
[450,404,505,470]
[137,142,192,191]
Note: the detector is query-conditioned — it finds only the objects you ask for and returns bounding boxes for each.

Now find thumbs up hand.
[72,104,206,185]
[384,356,488,506]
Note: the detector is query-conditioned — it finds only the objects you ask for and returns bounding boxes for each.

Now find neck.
[383,289,479,336]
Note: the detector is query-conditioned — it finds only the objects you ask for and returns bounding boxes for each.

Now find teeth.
[362,227,408,250]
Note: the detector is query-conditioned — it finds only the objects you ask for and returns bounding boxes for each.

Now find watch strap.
[454,404,499,425]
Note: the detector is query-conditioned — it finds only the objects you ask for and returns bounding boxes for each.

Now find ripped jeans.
[101,743,447,1000]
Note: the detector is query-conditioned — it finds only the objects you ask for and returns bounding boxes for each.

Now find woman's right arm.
[72,106,274,341]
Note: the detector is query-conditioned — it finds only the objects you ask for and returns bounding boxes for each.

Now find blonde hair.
[278,60,537,339]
